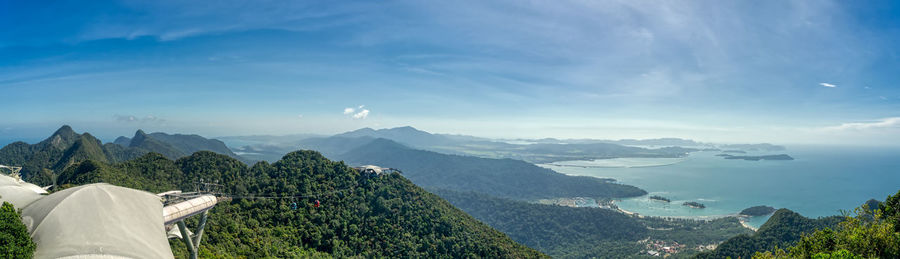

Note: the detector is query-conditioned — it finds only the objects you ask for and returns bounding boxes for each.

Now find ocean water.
[540,146,900,228]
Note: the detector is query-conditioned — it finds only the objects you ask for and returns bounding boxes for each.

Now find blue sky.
[1,0,899,145]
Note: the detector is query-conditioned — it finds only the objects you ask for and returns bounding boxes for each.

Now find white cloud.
[297,114,303,119]
[114,114,165,124]
[343,107,355,114]
[820,82,836,88]
[824,117,900,131]
[352,109,370,119]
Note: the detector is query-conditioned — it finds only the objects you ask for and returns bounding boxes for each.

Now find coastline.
[612,200,759,231]
[539,157,690,169]
[738,217,759,231]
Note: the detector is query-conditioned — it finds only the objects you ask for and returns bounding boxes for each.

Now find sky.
[1,0,900,146]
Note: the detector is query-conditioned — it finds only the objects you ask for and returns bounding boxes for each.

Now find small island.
[682,201,706,209]
[649,195,671,202]
[722,150,747,154]
[718,154,794,161]
[739,205,776,216]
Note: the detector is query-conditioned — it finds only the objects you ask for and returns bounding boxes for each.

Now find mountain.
[695,209,843,259]
[0,126,114,185]
[602,138,703,146]
[333,126,456,148]
[0,126,250,185]
[298,136,377,158]
[112,136,131,146]
[717,143,786,152]
[54,151,545,258]
[112,130,245,162]
[321,126,696,163]
[333,138,647,200]
[217,133,326,163]
[126,130,185,159]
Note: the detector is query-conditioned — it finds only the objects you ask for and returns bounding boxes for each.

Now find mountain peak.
[52,125,77,138]
[42,125,80,149]
[113,136,132,146]
[130,129,149,147]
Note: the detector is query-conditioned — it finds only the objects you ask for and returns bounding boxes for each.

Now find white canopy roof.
[20,183,175,259]
[0,174,47,208]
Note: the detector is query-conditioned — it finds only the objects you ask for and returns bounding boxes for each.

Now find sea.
[539,145,900,228]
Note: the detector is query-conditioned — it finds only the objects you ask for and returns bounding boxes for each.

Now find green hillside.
[752,191,900,258]
[695,209,844,259]
[434,189,751,258]
[334,138,646,200]
[0,126,249,186]
[55,151,545,258]
[114,130,242,160]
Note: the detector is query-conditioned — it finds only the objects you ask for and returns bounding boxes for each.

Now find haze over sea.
[542,145,900,228]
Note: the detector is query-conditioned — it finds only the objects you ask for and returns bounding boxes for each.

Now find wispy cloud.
[343,108,355,114]
[820,82,837,88]
[114,114,166,124]
[823,117,900,131]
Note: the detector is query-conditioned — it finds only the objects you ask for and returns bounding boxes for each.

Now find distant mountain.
[333,126,456,148]
[718,143,786,152]
[333,138,647,200]
[112,130,247,163]
[695,209,843,259]
[217,133,326,163]
[298,136,377,158]
[602,138,703,146]
[0,126,249,185]
[53,150,545,258]
[319,126,697,163]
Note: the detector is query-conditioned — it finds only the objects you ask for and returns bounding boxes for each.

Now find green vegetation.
[432,189,751,258]
[751,190,900,259]
[335,138,647,200]
[56,151,544,258]
[683,201,706,209]
[0,126,248,186]
[0,202,36,259]
[695,209,843,259]
[741,206,777,216]
[650,195,672,202]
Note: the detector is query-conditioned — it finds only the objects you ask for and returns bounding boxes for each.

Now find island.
[721,150,747,154]
[682,201,706,209]
[649,195,671,202]
[718,154,794,161]
[739,205,776,216]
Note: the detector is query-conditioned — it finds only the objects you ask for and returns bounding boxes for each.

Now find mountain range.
[0,126,248,185]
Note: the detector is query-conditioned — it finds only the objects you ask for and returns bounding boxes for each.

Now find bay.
[540,145,900,228]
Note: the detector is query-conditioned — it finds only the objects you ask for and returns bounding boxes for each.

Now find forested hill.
[334,138,647,200]
[55,150,544,258]
[113,130,241,160]
[433,189,751,258]
[0,126,248,185]
[694,209,843,259]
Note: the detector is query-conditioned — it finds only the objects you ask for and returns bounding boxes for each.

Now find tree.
[0,202,36,259]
